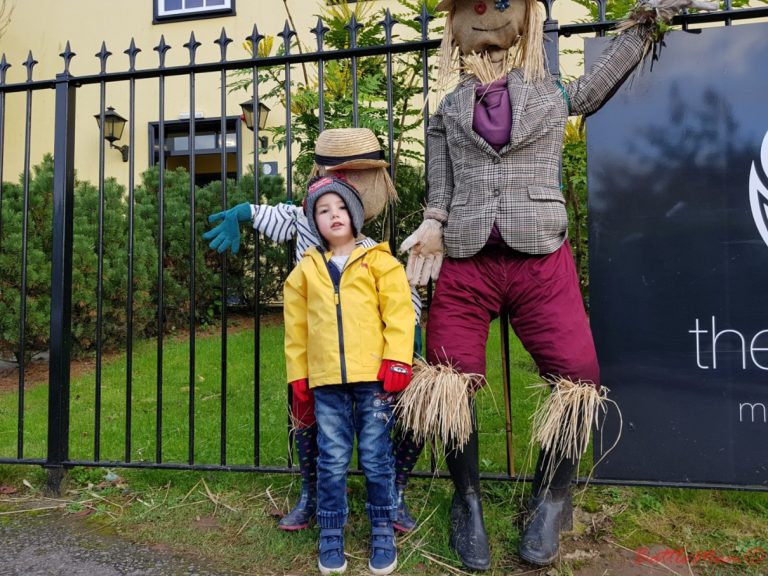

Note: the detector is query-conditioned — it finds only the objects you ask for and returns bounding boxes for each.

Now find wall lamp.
[94,106,129,162]
[239,100,270,152]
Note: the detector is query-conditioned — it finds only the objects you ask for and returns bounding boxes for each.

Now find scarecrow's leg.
[426,255,501,571]
[445,401,491,571]
[392,427,423,533]
[279,392,318,531]
[508,241,600,565]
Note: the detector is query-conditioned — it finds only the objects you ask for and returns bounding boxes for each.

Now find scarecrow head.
[310,128,398,223]
[436,0,546,83]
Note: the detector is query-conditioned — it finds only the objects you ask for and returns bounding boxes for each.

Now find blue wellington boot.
[278,425,318,531]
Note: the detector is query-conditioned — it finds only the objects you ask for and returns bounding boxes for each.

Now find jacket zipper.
[321,250,366,385]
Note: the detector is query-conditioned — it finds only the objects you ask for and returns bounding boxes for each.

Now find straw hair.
[314,128,389,170]
[529,378,618,488]
[394,357,485,450]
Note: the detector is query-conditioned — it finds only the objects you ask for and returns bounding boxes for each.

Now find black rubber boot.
[279,425,318,530]
[446,415,491,571]
[518,450,578,566]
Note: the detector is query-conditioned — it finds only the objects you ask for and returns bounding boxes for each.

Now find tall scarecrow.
[203,128,425,534]
[399,0,717,569]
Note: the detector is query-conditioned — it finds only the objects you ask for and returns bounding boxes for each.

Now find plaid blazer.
[426,31,646,258]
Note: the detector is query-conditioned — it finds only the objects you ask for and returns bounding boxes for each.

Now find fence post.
[46,72,76,496]
[544,18,560,79]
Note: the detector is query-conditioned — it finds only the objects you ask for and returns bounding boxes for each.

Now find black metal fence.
[0,2,766,492]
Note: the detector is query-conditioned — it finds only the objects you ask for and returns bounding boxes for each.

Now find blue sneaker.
[368,522,397,575]
[318,527,347,575]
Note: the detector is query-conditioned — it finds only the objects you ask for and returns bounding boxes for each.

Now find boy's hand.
[378,360,412,393]
[290,378,310,403]
[202,202,253,254]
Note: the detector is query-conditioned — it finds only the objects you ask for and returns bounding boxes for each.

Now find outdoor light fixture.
[94,106,129,162]
[239,100,270,152]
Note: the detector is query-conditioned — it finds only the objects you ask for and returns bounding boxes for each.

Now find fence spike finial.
[311,17,329,52]
[59,41,76,75]
[184,31,201,65]
[246,25,265,59]
[215,27,233,63]
[124,38,141,72]
[346,13,362,49]
[278,20,296,55]
[154,35,171,69]
[96,42,112,76]
[416,3,434,41]
[380,9,398,45]
[23,51,38,83]
[0,54,11,86]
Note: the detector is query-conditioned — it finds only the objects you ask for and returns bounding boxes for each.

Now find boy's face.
[314,192,354,249]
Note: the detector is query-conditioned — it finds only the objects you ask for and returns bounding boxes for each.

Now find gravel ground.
[0,507,235,576]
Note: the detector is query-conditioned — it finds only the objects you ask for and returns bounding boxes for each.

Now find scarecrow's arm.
[398,99,453,286]
[251,202,319,261]
[424,99,455,222]
[565,0,719,116]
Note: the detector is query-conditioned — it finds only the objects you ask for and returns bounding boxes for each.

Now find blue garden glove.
[202,202,253,254]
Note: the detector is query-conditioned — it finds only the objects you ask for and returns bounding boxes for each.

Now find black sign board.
[586,23,768,487]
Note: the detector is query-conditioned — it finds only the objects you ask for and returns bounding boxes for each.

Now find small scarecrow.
[203,128,425,534]
[398,0,717,569]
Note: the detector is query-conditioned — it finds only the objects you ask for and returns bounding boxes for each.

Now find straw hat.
[314,128,390,171]
[311,128,398,222]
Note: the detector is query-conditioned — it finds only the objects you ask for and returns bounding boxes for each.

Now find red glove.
[290,378,310,403]
[377,360,412,393]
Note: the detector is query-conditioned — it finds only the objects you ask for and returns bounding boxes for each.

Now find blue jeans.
[314,382,396,529]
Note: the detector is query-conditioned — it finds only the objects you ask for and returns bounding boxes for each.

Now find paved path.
[0,507,235,576]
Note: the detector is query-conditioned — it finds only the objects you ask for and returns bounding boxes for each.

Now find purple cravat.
[472,78,511,152]
[472,78,512,246]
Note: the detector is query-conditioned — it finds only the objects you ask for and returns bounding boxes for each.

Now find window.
[154,0,234,23]
[149,117,242,187]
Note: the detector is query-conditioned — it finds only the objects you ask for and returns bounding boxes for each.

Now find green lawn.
[0,317,547,477]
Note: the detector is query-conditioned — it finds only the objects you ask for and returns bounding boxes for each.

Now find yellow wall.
[0,0,596,187]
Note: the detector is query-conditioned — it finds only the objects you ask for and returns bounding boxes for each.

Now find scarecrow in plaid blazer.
[400,0,717,570]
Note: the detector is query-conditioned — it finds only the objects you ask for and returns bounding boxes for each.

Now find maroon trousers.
[426,242,600,386]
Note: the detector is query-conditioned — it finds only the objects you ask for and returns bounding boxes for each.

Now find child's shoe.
[318,527,347,575]
[368,522,397,575]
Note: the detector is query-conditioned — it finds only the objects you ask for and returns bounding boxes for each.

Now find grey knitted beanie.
[304,175,365,249]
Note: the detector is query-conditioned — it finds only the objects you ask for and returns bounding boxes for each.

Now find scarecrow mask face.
[451,0,526,61]
[317,167,387,222]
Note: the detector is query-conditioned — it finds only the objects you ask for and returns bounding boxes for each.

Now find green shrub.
[0,157,54,361]
[0,157,287,361]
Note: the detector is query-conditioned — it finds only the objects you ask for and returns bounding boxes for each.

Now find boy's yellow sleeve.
[374,253,415,365]
[284,265,309,383]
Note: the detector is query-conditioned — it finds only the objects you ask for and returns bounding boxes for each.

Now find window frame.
[153,0,235,24]
[148,116,243,184]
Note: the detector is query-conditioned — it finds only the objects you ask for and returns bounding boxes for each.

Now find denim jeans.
[314,382,396,529]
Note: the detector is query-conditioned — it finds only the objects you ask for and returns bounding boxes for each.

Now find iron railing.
[0,2,766,493]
